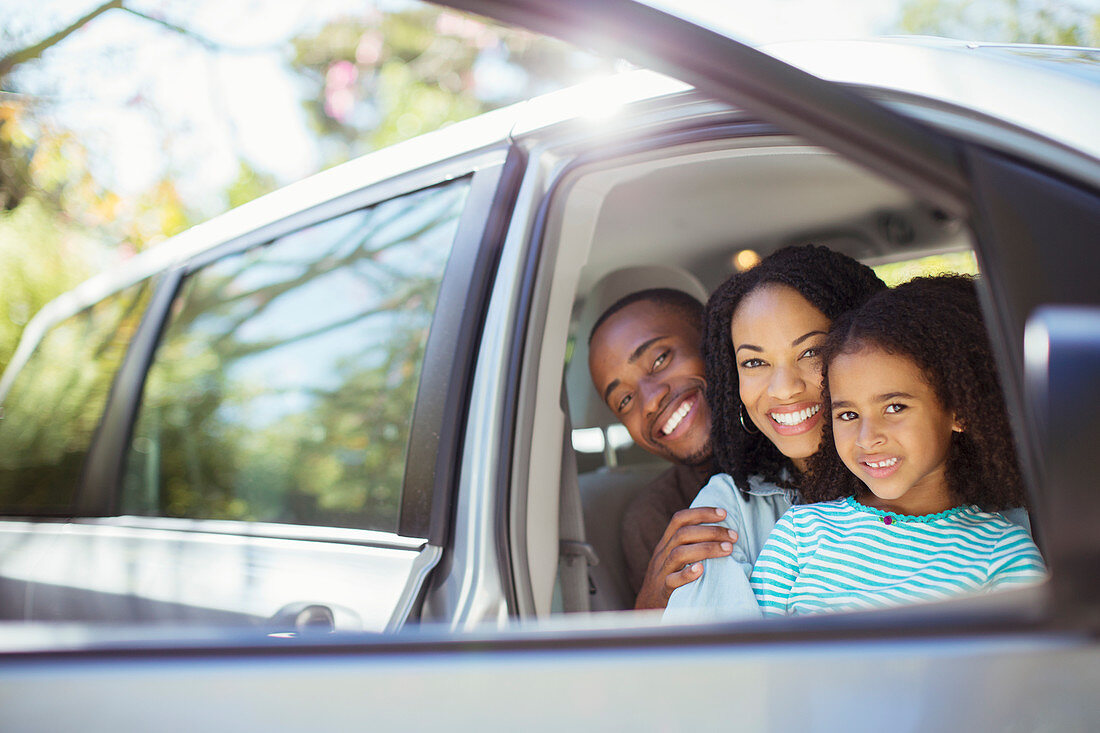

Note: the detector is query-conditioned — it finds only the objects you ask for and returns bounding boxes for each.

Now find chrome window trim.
[68,516,426,551]
[385,544,444,632]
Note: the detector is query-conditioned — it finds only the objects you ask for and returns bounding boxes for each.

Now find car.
[0,0,1098,728]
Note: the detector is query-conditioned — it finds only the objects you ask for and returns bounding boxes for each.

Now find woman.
[664,244,886,619]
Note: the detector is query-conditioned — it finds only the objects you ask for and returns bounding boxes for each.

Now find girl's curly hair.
[704,244,886,490]
[802,274,1028,510]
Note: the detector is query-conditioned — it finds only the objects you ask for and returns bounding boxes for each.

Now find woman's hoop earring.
[739,404,759,435]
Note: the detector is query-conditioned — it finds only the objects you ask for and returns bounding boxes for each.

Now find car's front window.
[121,179,470,532]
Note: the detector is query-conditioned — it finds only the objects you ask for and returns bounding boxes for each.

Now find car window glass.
[871,250,978,286]
[0,280,154,513]
[121,179,471,533]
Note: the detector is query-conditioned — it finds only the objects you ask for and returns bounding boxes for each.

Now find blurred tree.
[0,103,192,372]
[0,1,609,372]
[2,1,135,215]
[896,0,1100,46]
[0,275,154,510]
[0,0,238,370]
[289,7,616,164]
[225,162,280,210]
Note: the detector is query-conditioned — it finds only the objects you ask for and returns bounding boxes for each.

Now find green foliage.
[0,96,198,369]
[369,60,484,148]
[0,198,98,374]
[225,162,279,210]
[290,7,613,165]
[0,277,153,510]
[872,251,979,287]
[0,2,608,373]
[896,0,1100,46]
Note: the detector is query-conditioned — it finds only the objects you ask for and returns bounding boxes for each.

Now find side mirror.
[1024,306,1100,615]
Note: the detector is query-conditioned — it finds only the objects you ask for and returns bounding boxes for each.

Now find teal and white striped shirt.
[750,497,1046,617]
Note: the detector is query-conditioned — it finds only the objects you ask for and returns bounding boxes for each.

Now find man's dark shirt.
[620,462,712,599]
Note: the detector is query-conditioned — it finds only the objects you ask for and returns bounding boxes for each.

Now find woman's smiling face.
[730,284,831,473]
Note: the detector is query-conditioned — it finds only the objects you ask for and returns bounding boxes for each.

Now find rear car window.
[120,179,471,532]
[871,250,978,286]
[0,280,154,514]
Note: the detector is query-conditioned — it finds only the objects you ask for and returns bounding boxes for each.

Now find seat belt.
[558,385,598,613]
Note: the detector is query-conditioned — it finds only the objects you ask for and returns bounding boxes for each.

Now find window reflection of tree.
[0,280,153,512]
[124,181,468,532]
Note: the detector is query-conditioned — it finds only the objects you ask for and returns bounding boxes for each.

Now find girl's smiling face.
[828,344,962,516]
[730,284,831,473]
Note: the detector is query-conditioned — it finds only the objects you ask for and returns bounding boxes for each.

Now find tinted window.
[0,280,154,513]
[122,180,470,532]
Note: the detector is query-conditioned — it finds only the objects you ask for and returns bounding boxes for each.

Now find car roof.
[763,37,1100,161]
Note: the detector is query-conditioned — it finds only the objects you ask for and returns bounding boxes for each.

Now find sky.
[15,0,374,209]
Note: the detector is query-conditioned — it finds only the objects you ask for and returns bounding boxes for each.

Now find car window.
[871,250,978,287]
[120,179,471,532]
[0,279,154,514]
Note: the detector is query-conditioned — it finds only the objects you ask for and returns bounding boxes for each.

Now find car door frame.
[433,0,1100,631]
[16,139,526,630]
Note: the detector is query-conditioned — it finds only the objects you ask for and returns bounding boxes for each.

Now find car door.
[436,0,1100,624]
[0,140,524,632]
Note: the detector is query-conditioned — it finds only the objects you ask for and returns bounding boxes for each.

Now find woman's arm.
[662,474,786,622]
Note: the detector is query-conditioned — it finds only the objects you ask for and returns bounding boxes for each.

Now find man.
[587,288,737,610]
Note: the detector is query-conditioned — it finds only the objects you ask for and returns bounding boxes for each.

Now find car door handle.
[269,603,336,634]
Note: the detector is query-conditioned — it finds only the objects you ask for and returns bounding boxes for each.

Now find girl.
[750,275,1045,616]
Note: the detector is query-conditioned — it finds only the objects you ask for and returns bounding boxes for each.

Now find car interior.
[517,133,981,616]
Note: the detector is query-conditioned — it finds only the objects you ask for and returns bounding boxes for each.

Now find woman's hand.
[634,507,737,610]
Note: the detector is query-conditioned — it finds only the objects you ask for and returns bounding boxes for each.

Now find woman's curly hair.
[704,244,886,490]
[802,274,1028,510]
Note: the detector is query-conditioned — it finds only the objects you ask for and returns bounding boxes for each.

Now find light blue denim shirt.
[663,472,795,623]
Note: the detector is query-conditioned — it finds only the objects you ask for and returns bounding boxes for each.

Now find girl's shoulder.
[939,507,1041,554]
[788,497,852,515]
[952,505,1031,533]
[782,497,854,526]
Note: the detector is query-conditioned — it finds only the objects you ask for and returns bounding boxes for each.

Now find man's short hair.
[588,288,705,345]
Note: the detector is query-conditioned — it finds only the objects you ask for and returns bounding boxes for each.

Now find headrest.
[566,266,709,430]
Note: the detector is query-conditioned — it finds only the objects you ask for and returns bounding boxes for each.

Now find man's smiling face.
[588,300,712,465]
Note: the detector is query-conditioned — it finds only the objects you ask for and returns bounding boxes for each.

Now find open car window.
[432,0,1097,629]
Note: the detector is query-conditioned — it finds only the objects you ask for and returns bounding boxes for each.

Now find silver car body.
[1,0,1098,726]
